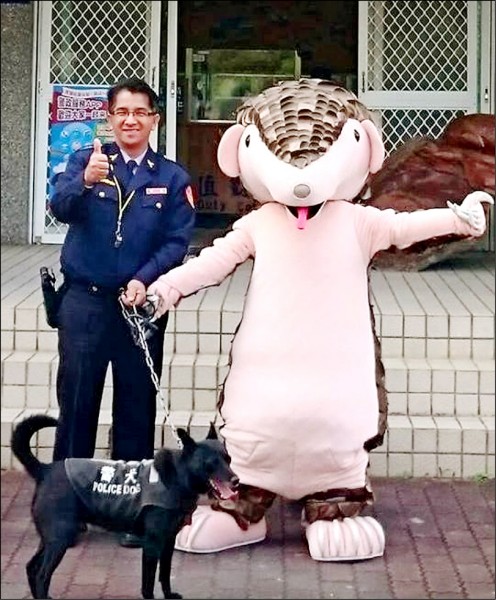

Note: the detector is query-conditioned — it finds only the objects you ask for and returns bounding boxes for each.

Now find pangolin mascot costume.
[149,79,493,561]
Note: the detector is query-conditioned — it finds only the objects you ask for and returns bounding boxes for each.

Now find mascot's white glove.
[146,279,182,320]
[447,191,494,236]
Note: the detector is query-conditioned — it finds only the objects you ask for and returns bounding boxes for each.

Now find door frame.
[480,0,495,114]
[164,0,178,160]
[32,1,54,243]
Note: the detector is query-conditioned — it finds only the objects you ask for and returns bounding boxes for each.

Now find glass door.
[181,48,300,226]
[173,0,358,237]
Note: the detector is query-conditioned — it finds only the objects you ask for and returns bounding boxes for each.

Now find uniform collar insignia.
[109,153,119,163]
[146,159,155,169]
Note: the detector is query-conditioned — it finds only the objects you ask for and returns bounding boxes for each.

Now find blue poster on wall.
[48,84,113,199]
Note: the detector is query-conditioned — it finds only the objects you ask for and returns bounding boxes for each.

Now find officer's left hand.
[120,279,147,307]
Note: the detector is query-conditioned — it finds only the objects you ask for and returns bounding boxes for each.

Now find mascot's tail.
[11,414,58,482]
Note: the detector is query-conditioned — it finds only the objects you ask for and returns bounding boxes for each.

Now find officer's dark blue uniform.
[50,141,196,462]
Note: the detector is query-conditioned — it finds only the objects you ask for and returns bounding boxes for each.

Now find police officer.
[50,77,196,546]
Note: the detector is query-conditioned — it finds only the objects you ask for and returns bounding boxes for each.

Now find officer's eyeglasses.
[109,109,157,119]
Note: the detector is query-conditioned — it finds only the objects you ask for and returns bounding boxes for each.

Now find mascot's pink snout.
[217,118,385,229]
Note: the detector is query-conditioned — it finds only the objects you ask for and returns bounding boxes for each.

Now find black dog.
[11,414,239,599]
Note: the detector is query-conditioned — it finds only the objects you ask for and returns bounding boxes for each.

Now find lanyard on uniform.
[110,163,136,248]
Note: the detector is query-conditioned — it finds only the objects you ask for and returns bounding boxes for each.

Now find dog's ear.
[177,427,196,452]
[153,449,177,481]
[207,422,218,440]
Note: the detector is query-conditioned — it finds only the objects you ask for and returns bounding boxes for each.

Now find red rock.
[367,114,494,269]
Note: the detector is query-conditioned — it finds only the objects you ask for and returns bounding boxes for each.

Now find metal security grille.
[367,1,468,93]
[359,1,477,156]
[380,108,466,154]
[44,0,155,236]
[50,1,152,85]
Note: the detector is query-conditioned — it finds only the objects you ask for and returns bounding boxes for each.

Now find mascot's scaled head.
[217,79,385,229]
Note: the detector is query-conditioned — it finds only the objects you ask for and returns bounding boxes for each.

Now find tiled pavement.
[1,470,494,599]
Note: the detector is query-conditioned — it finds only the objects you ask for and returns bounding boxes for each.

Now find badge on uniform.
[146,187,168,195]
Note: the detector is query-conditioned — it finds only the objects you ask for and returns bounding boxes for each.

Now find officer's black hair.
[108,77,159,113]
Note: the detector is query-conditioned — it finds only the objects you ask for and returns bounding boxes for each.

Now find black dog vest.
[65,458,175,528]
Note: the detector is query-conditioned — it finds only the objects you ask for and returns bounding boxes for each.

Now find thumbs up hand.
[83,138,109,186]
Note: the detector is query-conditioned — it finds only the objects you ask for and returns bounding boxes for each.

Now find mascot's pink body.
[149,80,492,561]
[156,202,474,497]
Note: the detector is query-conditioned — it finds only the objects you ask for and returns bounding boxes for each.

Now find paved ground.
[1,470,494,599]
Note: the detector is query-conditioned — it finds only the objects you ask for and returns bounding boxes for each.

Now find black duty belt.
[67,279,122,298]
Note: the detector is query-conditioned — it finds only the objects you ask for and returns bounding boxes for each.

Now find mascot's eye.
[354,129,360,142]
[245,135,251,147]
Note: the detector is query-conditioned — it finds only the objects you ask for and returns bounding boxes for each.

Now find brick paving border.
[1,471,494,599]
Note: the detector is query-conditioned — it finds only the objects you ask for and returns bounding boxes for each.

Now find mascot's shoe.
[304,516,385,562]
[175,505,267,553]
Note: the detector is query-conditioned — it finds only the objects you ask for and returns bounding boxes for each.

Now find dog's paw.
[164,593,182,599]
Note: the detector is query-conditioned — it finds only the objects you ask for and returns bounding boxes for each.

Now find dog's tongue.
[296,206,308,230]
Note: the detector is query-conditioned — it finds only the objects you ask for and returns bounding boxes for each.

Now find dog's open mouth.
[209,478,239,502]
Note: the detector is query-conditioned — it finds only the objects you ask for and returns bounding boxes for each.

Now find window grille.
[362,1,474,156]
[367,1,468,93]
[380,109,466,155]
[44,0,154,236]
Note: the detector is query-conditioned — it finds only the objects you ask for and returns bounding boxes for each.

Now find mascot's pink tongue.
[297,206,309,230]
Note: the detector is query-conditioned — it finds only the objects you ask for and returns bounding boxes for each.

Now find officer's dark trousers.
[53,285,167,462]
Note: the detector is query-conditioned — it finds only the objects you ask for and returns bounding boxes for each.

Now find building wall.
[1,2,34,244]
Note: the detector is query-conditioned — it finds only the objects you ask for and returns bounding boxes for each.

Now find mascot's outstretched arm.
[147,79,492,561]
[149,225,254,317]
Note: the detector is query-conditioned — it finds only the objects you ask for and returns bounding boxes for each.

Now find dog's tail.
[11,414,57,481]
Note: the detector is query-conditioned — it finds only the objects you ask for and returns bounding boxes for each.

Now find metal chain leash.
[118,297,183,449]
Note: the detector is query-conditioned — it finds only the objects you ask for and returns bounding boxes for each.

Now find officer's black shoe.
[119,533,143,548]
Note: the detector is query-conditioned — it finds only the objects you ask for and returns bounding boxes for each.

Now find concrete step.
[1,407,220,470]
[2,260,494,361]
[0,350,229,413]
[370,268,494,361]
[1,247,494,479]
[2,299,494,361]
[2,407,493,480]
[2,351,493,415]
[382,357,494,417]
[2,351,494,477]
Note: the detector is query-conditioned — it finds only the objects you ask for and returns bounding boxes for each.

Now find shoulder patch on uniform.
[185,185,195,208]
